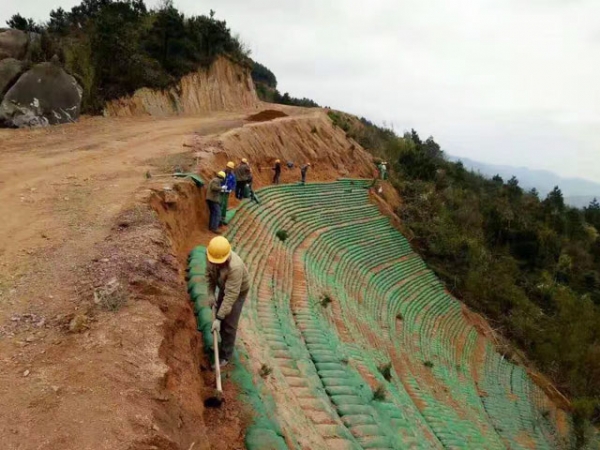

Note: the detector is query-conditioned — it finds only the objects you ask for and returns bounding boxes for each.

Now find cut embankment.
[195,110,375,186]
[104,56,259,117]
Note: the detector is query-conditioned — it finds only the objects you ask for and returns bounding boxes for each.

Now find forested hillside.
[330,111,600,437]
[6,0,319,114]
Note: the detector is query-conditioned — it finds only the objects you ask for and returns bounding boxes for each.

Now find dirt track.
[0,111,257,450]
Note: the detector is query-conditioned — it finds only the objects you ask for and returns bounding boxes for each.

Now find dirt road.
[0,112,251,450]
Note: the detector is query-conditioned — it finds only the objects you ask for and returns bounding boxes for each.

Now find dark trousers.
[216,289,248,360]
[219,192,229,225]
[206,200,221,231]
[235,180,247,199]
[301,172,307,183]
[273,172,280,184]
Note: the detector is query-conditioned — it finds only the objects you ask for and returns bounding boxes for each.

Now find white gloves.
[211,319,221,333]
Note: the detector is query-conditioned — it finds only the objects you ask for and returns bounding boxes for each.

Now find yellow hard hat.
[207,236,231,264]
[241,158,248,164]
[217,171,226,179]
[275,159,280,163]
[226,161,235,169]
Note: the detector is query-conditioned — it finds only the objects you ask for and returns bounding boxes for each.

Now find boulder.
[0,58,25,96]
[0,29,29,61]
[0,60,82,128]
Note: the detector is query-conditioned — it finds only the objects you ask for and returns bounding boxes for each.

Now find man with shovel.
[206,236,250,368]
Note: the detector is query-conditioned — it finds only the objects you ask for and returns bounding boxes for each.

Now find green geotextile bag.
[245,428,287,450]
[174,172,204,187]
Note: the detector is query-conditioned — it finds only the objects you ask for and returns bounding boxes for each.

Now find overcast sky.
[2,0,599,183]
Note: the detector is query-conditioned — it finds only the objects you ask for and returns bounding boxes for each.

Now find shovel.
[204,307,224,408]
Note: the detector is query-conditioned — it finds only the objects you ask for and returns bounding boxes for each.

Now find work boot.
[210,229,222,235]
[211,358,229,370]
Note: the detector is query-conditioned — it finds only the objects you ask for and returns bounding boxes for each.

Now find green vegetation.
[424,360,434,369]
[378,362,392,381]
[275,229,289,242]
[339,112,600,428]
[259,363,272,378]
[7,1,252,113]
[320,294,332,308]
[373,384,386,401]
[251,61,319,108]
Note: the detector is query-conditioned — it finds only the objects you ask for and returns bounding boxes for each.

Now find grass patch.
[320,294,332,307]
[94,278,128,312]
[259,364,272,378]
[275,230,289,242]
[378,362,392,381]
[373,385,386,401]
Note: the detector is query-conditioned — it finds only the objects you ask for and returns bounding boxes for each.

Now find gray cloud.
[2,0,599,182]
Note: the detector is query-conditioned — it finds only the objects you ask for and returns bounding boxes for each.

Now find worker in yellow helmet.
[272,159,282,184]
[220,161,236,226]
[206,171,226,233]
[234,158,252,199]
[206,236,250,367]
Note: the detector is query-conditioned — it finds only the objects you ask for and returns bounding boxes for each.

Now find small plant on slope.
[275,230,289,242]
[424,360,434,368]
[259,363,272,378]
[373,384,386,401]
[396,312,404,321]
[320,294,332,307]
[378,362,392,381]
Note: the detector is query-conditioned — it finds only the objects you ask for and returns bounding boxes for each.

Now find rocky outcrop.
[104,57,259,117]
[0,29,29,60]
[0,58,25,95]
[0,60,82,128]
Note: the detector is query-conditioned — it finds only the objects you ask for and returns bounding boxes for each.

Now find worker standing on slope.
[377,161,388,180]
[300,162,311,184]
[220,161,236,226]
[234,158,252,199]
[206,171,226,234]
[272,159,282,184]
[206,236,250,367]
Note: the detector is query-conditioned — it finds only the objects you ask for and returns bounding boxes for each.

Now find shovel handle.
[212,308,223,393]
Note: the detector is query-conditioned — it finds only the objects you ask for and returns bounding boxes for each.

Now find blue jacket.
[223,172,236,192]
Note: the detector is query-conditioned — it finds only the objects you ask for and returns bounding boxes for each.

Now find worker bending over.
[220,161,236,226]
[272,159,281,184]
[235,158,252,199]
[206,171,226,234]
[300,162,311,184]
[206,236,250,367]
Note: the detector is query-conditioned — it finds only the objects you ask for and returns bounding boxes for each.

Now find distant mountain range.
[449,156,600,209]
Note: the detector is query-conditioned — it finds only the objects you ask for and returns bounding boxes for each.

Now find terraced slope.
[189,180,573,449]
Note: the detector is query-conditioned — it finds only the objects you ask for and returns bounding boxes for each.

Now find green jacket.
[206,250,250,320]
[206,177,222,203]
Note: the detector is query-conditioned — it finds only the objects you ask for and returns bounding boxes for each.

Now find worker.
[300,162,311,184]
[377,161,388,180]
[220,161,236,226]
[206,171,226,234]
[206,236,250,367]
[235,158,252,199]
[272,159,282,184]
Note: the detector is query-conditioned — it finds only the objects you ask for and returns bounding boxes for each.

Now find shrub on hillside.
[6,0,251,113]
